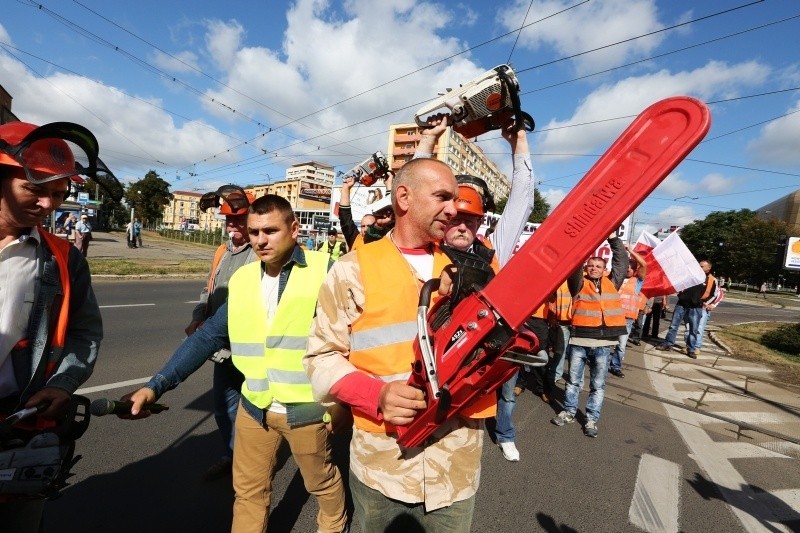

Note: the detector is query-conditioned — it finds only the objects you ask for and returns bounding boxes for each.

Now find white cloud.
[205,19,245,71]
[202,0,488,167]
[655,172,692,197]
[699,172,736,194]
[0,53,236,178]
[151,50,200,74]
[652,204,699,228]
[0,23,11,47]
[498,0,664,74]
[747,100,800,166]
[540,187,566,211]
[538,60,771,159]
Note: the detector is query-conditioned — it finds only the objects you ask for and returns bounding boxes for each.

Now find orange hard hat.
[0,121,78,180]
[455,184,485,217]
[218,192,256,216]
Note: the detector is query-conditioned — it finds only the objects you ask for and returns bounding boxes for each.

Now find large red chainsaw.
[396,96,711,448]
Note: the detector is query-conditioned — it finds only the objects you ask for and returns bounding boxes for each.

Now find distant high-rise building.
[386,123,510,201]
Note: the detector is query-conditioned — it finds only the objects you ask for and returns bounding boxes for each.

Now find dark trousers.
[642,302,664,338]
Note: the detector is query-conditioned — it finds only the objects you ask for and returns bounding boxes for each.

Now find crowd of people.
[0,115,724,532]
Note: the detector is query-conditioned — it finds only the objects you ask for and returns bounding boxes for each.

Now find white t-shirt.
[261,270,287,414]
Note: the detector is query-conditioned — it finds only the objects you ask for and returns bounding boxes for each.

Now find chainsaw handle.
[418,278,441,307]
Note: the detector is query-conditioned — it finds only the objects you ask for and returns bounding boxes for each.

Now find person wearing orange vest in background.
[656,260,718,359]
[305,156,504,532]
[551,233,628,438]
[184,187,257,481]
[413,114,534,463]
[0,121,105,530]
[545,281,573,395]
[609,245,647,378]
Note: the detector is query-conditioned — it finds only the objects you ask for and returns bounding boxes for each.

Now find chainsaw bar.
[396,96,711,448]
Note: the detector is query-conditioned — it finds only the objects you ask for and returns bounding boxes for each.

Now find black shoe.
[629,339,641,346]
[609,368,625,378]
[687,351,697,359]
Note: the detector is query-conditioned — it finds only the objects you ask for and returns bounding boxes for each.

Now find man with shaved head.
[305,157,495,532]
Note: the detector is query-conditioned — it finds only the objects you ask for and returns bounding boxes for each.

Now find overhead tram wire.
[514,0,766,74]
[520,13,800,96]
[506,0,536,64]
[70,0,373,159]
[18,0,359,172]
[138,0,763,182]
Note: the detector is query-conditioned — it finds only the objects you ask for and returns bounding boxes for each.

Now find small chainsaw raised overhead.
[414,64,535,138]
[342,151,390,187]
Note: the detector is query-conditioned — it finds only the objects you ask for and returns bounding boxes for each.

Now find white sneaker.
[499,442,520,462]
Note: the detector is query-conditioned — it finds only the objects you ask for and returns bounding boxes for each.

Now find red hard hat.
[218,192,256,216]
[0,121,79,180]
[454,184,485,217]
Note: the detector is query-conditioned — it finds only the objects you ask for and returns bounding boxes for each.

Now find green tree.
[493,188,550,224]
[125,171,173,226]
[679,209,791,283]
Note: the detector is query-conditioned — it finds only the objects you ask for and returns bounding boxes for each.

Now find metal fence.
[158,228,227,247]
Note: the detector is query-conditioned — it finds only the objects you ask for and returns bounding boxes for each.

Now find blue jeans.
[563,345,610,422]
[350,470,475,533]
[494,370,519,444]
[696,309,711,350]
[213,360,244,457]
[663,305,704,352]
[610,318,634,371]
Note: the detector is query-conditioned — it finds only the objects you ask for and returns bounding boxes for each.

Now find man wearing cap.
[74,213,92,257]
[0,121,105,530]
[413,115,535,462]
[318,227,347,260]
[184,188,257,481]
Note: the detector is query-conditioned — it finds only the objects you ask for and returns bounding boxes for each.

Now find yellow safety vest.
[228,252,329,407]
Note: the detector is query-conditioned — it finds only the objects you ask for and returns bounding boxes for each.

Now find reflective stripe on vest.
[548,281,573,322]
[571,276,627,328]
[618,277,641,320]
[228,251,329,408]
[350,237,496,433]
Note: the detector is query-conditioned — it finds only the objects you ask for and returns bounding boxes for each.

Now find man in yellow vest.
[551,233,628,438]
[0,121,106,530]
[122,195,347,533]
[609,245,647,378]
[305,158,492,532]
[318,227,347,259]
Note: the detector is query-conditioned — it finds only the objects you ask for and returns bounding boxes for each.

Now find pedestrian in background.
[74,213,92,257]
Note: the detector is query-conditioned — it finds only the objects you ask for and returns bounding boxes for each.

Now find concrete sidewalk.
[85,230,216,262]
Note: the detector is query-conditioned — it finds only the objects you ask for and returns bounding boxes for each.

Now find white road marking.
[76,377,152,395]
[629,454,681,533]
[99,303,156,309]
[185,300,202,304]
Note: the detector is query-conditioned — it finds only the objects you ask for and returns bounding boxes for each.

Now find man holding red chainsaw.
[551,233,628,438]
[305,157,492,532]
[416,115,536,463]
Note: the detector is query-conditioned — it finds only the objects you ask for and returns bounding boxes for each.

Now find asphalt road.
[40,279,797,532]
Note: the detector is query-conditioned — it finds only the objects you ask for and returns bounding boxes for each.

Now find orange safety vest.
[207,244,228,294]
[477,236,501,272]
[351,233,365,251]
[37,229,72,356]
[700,274,716,300]
[532,303,547,319]
[548,281,573,322]
[571,276,627,331]
[618,277,642,320]
[350,237,496,433]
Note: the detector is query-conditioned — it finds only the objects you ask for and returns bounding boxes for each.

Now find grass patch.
[715,321,800,385]
[88,258,210,276]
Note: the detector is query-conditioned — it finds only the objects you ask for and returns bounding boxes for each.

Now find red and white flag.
[634,231,705,297]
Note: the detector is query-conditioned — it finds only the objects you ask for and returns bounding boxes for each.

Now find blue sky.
[2,0,799,234]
